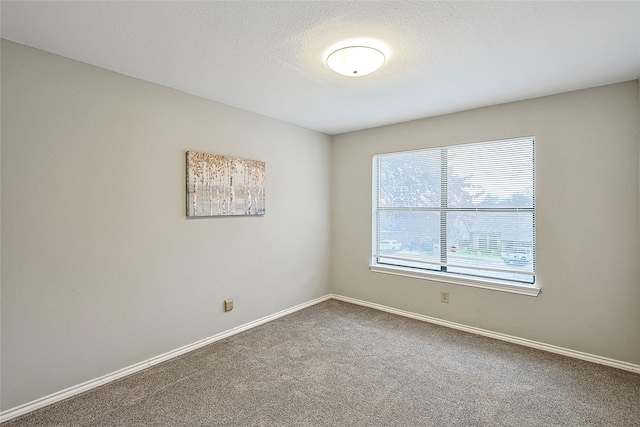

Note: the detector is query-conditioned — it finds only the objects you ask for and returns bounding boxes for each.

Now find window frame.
[370,137,539,296]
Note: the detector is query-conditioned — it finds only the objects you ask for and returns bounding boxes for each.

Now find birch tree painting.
[186,151,265,217]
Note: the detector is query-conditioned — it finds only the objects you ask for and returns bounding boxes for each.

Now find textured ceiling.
[2,1,639,135]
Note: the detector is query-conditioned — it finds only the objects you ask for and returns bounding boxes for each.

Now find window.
[372,137,536,291]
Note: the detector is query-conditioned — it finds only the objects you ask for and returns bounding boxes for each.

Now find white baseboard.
[0,294,331,424]
[330,293,640,374]
[3,292,638,423]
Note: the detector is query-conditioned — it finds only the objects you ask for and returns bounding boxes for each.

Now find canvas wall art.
[187,151,265,217]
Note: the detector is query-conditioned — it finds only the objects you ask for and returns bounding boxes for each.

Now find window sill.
[369,264,540,296]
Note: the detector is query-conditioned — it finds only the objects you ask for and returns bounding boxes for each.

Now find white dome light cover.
[326,46,386,77]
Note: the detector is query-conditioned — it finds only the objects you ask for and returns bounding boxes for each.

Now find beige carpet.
[4,299,639,426]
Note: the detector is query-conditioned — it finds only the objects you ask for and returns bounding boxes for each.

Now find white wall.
[331,81,640,365]
[0,40,332,410]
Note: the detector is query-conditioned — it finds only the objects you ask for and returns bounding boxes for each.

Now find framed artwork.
[186,151,265,217]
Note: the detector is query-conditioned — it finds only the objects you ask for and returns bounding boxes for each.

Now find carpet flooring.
[3,299,640,426]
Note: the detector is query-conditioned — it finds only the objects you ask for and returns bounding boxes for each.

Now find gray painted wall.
[331,81,640,365]
[2,39,639,413]
[1,41,332,410]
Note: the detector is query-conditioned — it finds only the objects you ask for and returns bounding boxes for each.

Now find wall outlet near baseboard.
[224,298,234,312]
[440,292,449,303]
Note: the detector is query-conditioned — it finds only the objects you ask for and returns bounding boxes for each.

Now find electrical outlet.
[440,292,449,303]
[224,298,233,312]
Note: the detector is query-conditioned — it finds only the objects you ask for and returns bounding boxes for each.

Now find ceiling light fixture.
[326,46,386,77]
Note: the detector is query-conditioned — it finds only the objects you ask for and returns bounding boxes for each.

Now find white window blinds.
[373,137,535,285]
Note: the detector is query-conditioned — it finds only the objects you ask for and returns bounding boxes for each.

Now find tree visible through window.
[373,137,535,285]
